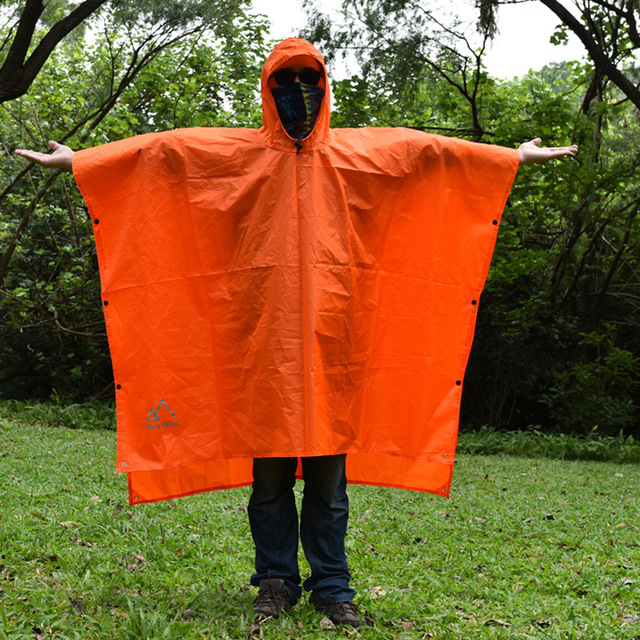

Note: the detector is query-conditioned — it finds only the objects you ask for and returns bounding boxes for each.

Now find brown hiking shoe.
[253,578,292,619]
[314,600,362,628]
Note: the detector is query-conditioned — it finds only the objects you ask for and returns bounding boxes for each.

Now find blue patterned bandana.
[272,83,325,142]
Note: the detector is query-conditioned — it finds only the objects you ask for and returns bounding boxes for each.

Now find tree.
[303,0,497,140]
[1,2,269,399]
[0,0,107,103]
[0,1,255,103]
[478,0,640,111]
[303,0,640,434]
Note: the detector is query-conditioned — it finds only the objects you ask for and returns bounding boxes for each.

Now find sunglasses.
[273,67,322,86]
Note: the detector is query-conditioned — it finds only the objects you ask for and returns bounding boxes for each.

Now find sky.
[248,0,586,79]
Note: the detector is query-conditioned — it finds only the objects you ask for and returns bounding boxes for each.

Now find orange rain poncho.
[73,38,519,505]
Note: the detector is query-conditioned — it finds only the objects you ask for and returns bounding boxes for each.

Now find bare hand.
[15,140,74,170]
[518,138,578,166]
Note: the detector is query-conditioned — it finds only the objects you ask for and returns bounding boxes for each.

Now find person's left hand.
[518,138,578,166]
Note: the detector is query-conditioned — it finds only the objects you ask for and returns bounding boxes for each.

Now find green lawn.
[1,417,639,639]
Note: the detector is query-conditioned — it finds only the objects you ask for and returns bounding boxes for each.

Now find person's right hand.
[15,140,74,170]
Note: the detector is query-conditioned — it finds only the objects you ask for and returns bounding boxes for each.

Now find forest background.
[0,0,638,436]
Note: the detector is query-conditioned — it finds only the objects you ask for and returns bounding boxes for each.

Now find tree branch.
[0,0,108,103]
[538,0,640,110]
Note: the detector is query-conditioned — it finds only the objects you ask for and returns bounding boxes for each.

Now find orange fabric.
[73,38,519,505]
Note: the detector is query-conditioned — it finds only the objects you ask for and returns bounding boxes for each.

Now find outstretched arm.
[15,140,74,170]
[518,138,578,166]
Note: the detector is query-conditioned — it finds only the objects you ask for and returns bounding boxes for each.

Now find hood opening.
[260,38,331,151]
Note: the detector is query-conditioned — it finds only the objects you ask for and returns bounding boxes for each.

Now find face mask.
[271,83,325,142]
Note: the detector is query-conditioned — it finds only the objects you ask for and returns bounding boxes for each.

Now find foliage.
[467,62,640,433]
[0,397,115,430]
[458,424,640,462]
[304,0,495,138]
[0,3,269,399]
[0,1,260,103]
[541,325,640,434]
[477,0,640,111]
[0,0,108,104]
[1,417,640,639]
[304,0,640,433]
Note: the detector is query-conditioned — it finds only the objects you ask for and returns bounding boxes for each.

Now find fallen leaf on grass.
[320,617,335,629]
[247,619,263,639]
[620,615,640,623]
[402,620,415,631]
[11,475,20,484]
[533,617,556,628]
[370,586,386,599]
[68,597,84,615]
[70,537,96,547]
[32,513,51,522]
[455,610,475,621]
[122,554,146,572]
[485,619,511,627]
[363,610,376,626]
[524,518,535,524]
[59,521,80,528]
[88,496,102,504]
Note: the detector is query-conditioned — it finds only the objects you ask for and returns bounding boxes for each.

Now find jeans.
[248,454,355,604]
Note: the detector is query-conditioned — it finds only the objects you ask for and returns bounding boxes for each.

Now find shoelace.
[256,582,288,610]
[333,601,359,615]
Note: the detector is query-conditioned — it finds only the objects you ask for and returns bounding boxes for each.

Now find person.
[15,38,577,630]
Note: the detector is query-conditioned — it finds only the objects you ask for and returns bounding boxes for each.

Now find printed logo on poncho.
[146,399,179,430]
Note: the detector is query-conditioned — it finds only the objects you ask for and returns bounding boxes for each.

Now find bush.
[541,325,640,436]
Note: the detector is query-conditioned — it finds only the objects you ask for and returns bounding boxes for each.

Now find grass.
[1,410,639,639]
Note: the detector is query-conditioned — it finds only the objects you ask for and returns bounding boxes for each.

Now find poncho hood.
[260,38,331,150]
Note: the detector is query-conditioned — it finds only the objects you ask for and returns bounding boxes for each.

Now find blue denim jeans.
[248,454,355,604]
